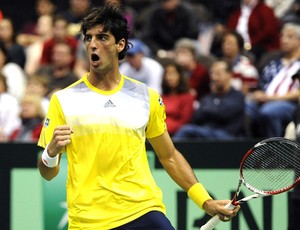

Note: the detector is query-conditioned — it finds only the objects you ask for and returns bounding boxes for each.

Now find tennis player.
[37,3,239,229]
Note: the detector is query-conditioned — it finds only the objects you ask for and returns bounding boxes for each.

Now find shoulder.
[123,74,145,85]
[148,86,161,97]
[10,43,25,53]
[43,38,55,46]
[143,57,163,67]
[119,62,131,71]
[2,63,26,77]
[254,2,276,14]
[229,88,244,98]
[262,57,282,71]
[122,75,151,94]
[54,77,85,99]
[179,2,195,14]
[0,93,19,104]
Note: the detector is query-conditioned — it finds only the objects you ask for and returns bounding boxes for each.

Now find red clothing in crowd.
[189,63,210,100]
[9,122,43,142]
[162,93,195,136]
[226,1,280,53]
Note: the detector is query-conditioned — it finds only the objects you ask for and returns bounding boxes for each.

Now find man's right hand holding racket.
[187,181,240,226]
[200,137,300,230]
[203,199,240,222]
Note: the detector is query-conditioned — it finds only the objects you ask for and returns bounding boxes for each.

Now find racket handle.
[200,202,236,230]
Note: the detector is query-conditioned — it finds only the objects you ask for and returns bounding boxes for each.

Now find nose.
[88,37,97,51]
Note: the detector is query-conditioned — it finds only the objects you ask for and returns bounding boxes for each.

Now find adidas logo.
[104,99,116,108]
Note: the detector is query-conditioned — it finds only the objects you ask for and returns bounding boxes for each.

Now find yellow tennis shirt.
[38,74,167,229]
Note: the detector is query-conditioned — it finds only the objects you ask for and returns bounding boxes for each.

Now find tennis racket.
[200,137,300,230]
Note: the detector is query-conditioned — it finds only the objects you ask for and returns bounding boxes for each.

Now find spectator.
[59,0,92,37]
[119,38,163,94]
[17,0,57,47]
[40,14,78,69]
[25,74,50,115]
[196,0,240,57]
[0,18,26,68]
[174,38,210,100]
[172,59,245,140]
[281,0,300,24]
[73,36,89,78]
[198,0,240,25]
[36,41,78,97]
[221,30,259,95]
[226,0,281,61]
[0,73,21,142]
[24,14,54,75]
[246,22,300,138]
[265,0,294,19]
[0,41,27,101]
[161,60,195,136]
[9,93,45,142]
[140,0,199,58]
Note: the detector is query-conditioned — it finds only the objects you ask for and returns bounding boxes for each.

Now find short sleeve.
[37,93,66,148]
[146,88,167,138]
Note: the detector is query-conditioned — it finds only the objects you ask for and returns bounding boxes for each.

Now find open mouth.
[91,53,100,62]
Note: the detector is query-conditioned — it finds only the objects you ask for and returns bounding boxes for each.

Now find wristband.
[41,145,59,168]
[188,183,212,209]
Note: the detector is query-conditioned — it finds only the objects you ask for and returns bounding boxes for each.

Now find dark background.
[0,0,69,33]
[0,0,156,34]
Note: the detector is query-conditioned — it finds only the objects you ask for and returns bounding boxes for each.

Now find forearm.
[160,149,212,209]
[149,131,212,209]
[38,158,60,181]
[159,149,198,191]
[38,145,61,181]
[270,91,300,101]
[37,125,73,180]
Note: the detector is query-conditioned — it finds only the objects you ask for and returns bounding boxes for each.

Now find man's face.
[126,52,143,70]
[53,19,68,40]
[70,0,91,16]
[174,48,194,69]
[0,19,13,43]
[209,61,231,93]
[84,25,124,74]
[243,0,258,7]
[51,43,73,68]
[161,0,179,11]
[280,27,300,54]
[222,34,240,58]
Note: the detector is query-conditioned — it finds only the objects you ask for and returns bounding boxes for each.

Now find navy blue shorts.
[111,211,175,230]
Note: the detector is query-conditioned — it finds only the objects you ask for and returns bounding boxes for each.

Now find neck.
[88,71,121,91]
[283,50,300,65]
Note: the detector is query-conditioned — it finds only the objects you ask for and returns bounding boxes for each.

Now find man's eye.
[84,36,92,42]
[98,35,107,41]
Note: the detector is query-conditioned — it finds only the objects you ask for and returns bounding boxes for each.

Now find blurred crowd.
[1,0,300,143]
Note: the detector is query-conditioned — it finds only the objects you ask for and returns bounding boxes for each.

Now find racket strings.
[242,140,300,194]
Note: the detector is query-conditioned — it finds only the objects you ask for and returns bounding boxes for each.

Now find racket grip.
[200,202,236,230]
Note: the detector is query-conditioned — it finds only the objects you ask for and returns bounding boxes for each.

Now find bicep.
[147,130,175,161]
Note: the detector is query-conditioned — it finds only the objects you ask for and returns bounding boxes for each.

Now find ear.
[116,38,126,52]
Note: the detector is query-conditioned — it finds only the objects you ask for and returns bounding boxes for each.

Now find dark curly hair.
[80,3,130,60]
